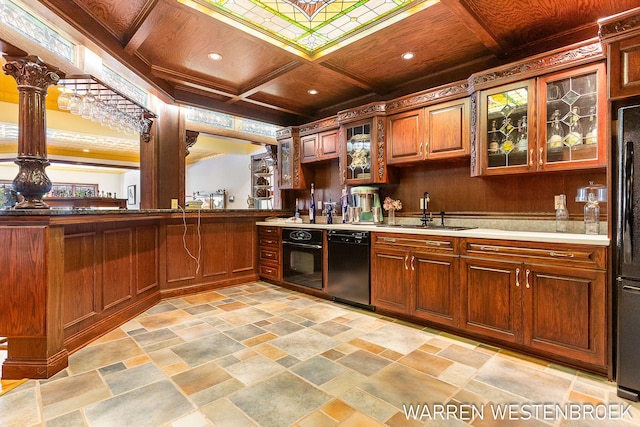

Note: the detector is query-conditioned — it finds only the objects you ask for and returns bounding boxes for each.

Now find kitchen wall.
[292,158,607,219]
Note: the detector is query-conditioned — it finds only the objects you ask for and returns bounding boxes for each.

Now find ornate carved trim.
[337,102,386,123]
[292,137,301,187]
[276,127,294,139]
[185,130,199,156]
[299,116,338,135]
[13,157,52,209]
[385,81,470,113]
[469,92,478,175]
[376,118,385,181]
[599,9,640,42]
[2,55,60,90]
[140,118,153,143]
[468,42,603,92]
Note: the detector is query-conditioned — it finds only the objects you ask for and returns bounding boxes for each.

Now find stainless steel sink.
[376,224,476,231]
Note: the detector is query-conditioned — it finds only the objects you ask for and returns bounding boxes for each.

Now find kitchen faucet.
[420,192,431,226]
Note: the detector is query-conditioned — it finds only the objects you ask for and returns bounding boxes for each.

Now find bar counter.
[0,208,287,379]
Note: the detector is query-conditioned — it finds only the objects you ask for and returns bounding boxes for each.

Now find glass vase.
[388,209,395,225]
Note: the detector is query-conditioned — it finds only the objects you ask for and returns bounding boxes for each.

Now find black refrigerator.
[616,104,640,401]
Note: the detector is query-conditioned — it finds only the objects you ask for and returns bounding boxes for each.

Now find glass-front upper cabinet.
[278,137,292,189]
[538,62,606,171]
[345,120,372,182]
[477,80,536,175]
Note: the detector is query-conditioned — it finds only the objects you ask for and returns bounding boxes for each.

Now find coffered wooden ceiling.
[29,0,640,126]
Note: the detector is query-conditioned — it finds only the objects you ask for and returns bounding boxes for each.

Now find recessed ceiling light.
[401,52,415,60]
[83,149,90,153]
[308,89,318,95]
[208,52,222,61]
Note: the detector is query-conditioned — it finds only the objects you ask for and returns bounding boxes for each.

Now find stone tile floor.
[1,281,639,426]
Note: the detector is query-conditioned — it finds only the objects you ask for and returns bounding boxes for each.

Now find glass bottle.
[584,193,599,235]
[341,186,348,223]
[488,120,500,154]
[555,194,569,232]
[294,197,300,218]
[584,106,597,145]
[563,106,583,147]
[516,116,528,152]
[309,184,316,224]
[547,109,563,150]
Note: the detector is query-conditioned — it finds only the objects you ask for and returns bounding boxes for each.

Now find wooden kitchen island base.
[0,209,278,379]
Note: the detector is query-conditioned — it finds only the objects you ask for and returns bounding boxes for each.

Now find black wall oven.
[282,228,323,290]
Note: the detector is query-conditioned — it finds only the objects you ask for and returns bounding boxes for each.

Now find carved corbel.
[185,130,199,156]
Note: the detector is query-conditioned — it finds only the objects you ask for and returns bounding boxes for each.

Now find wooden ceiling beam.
[317,61,378,93]
[123,0,160,54]
[440,0,506,56]
[227,61,304,104]
[151,65,238,97]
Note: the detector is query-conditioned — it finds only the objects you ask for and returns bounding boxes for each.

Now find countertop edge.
[256,221,610,246]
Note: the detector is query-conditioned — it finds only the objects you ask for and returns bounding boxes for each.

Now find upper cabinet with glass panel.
[474,62,606,176]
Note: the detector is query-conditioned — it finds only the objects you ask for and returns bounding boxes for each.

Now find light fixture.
[208,52,223,61]
[308,89,318,95]
[401,52,415,60]
[82,149,90,153]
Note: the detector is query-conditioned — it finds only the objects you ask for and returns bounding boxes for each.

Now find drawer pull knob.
[526,269,531,288]
[425,240,442,247]
[515,267,520,287]
[384,237,397,243]
[479,245,499,252]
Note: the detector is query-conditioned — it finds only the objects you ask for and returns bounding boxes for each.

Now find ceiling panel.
[73,0,149,41]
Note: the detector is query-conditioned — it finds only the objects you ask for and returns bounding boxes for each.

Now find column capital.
[2,55,60,91]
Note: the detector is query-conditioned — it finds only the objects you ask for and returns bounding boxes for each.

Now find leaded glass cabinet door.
[537,63,607,171]
[344,120,373,184]
[278,137,293,189]
[478,80,536,175]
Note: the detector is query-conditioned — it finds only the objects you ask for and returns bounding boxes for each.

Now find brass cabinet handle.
[550,251,574,258]
[404,255,408,270]
[539,147,543,166]
[515,267,520,287]
[411,255,415,271]
[479,245,499,252]
[526,269,531,288]
[425,240,442,247]
[383,237,397,243]
[529,148,534,166]
[419,142,423,154]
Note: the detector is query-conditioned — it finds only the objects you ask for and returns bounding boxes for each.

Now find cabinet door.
[412,251,458,327]
[301,134,318,163]
[319,130,338,159]
[371,247,410,312]
[460,257,522,343]
[343,119,374,184]
[522,264,606,366]
[278,138,294,189]
[537,63,606,171]
[425,98,470,160]
[228,221,256,279]
[476,80,536,176]
[387,109,424,164]
[609,35,640,99]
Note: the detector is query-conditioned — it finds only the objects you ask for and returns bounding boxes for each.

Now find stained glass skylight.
[179,0,436,57]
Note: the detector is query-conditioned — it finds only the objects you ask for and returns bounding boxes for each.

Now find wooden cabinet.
[339,103,388,185]
[277,127,306,190]
[474,63,606,176]
[301,129,339,163]
[371,233,458,327]
[608,35,640,99]
[461,239,606,366]
[387,97,470,164]
[257,225,281,281]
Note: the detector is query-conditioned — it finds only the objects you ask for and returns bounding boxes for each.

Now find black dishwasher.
[327,230,373,309]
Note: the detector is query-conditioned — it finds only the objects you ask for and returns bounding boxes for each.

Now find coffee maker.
[350,186,382,223]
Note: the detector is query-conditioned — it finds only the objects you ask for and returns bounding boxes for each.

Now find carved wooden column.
[2,55,60,208]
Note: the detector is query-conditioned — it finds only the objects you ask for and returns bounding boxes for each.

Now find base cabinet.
[461,239,606,367]
[371,233,458,327]
[258,226,282,281]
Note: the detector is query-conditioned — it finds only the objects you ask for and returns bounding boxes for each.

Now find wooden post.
[2,55,60,209]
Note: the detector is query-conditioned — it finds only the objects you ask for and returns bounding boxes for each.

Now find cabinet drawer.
[259,237,280,247]
[259,226,280,237]
[259,263,280,280]
[372,232,455,253]
[463,238,606,270]
[260,247,280,263]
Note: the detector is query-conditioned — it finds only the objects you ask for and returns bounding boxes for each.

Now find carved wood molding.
[469,92,478,175]
[599,8,640,43]
[292,137,301,188]
[276,126,299,140]
[299,116,339,135]
[337,102,386,123]
[140,118,153,143]
[185,130,199,156]
[468,41,604,93]
[385,81,470,114]
[376,118,385,181]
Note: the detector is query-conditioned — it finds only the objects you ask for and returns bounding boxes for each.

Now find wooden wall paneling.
[135,224,159,294]
[201,220,228,281]
[1,225,68,380]
[102,228,134,310]
[228,220,256,278]
[165,222,198,283]
[63,231,98,331]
